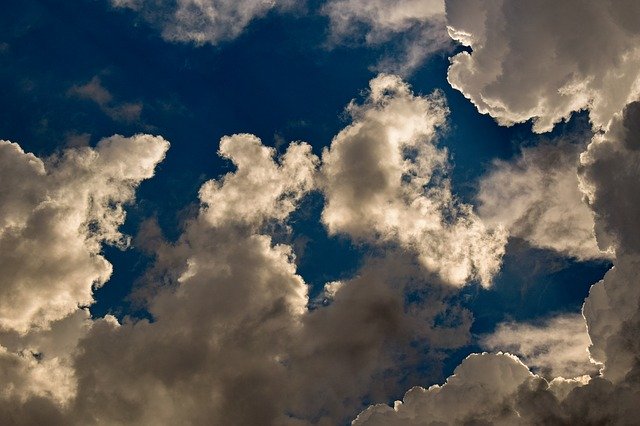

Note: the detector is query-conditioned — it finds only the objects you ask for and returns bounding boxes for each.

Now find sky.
[0,0,638,425]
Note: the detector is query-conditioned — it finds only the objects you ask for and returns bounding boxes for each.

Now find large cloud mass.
[0,134,168,333]
[355,1,640,423]
[446,0,640,132]
[0,76,498,424]
[322,74,507,287]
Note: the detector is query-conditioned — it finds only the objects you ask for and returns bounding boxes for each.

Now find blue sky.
[1,1,637,425]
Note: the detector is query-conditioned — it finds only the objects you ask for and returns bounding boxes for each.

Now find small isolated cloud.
[481,314,599,379]
[69,76,142,122]
[445,0,640,132]
[0,134,168,333]
[111,0,295,45]
[323,0,451,74]
[477,140,606,260]
[321,74,507,287]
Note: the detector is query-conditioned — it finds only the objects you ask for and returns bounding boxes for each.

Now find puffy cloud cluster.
[323,0,450,74]
[0,76,499,424]
[446,0,640,132]
[355,2,640,423]
[579,102,640,383]
[0,134,168,333]
[477,140,605,260]
[111,0,295,45]
[322,74,507,287]
[0,135,167,423]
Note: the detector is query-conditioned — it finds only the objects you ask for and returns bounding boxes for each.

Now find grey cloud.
[69,76,142,123]
[321,74,507,287]
[477,140,605,260]
[446,0,640,132]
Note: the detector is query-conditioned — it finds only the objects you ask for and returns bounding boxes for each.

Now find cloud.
[477,140,605,260]
[0,134,168,333]
[321,74,507,287]
[446,0,640,132]
[480,314,598,379]
[69,76,142,123]
[354,2,640,419]
[353,352,542,425]
[0,75,505,423]
[353,99,640,426]
[579,102,640,382]
[111,0,295,45]
[323,0,451,74]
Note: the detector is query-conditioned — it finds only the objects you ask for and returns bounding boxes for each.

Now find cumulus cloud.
[321,74,507,287]
[112,0,295,45]
[481,314,598,379]
[0,134,168,333]
[579,102,640,382]
[0,74,507,423]
[353,353,540,425]
[323,0,451,74]
[477,140,605,260]
[355,3,640,421]
[446,0,640,132]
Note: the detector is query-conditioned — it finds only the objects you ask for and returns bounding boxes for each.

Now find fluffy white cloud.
[446,0,640,132]
[322,74,507,287]
[0,134,169,333]
[112,0,295,45]
[477,141,605,259]
[323,0,450,74]
[481,314,598,379]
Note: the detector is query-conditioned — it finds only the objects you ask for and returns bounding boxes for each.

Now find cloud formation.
[477,140,604,260]
[446,0,640,132]
[0,76,494,424]
[322,74,507,286]
[323,0,450,74]
[0,134,168,333]
[111,0,295,45]
[355,3,640,423]
[481,314,598,379]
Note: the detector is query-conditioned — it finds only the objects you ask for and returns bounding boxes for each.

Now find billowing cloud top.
[0,135,168,333]
[322,74,507,286]
[447,0,640,132]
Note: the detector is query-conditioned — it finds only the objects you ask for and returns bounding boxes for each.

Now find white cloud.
[0,134,168,333]
[477,141,605,260]
[112,0,295,45]
[323,0,450,74]
[321,74,507,287]
[481,314,599,379]
[446,0,640,132]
